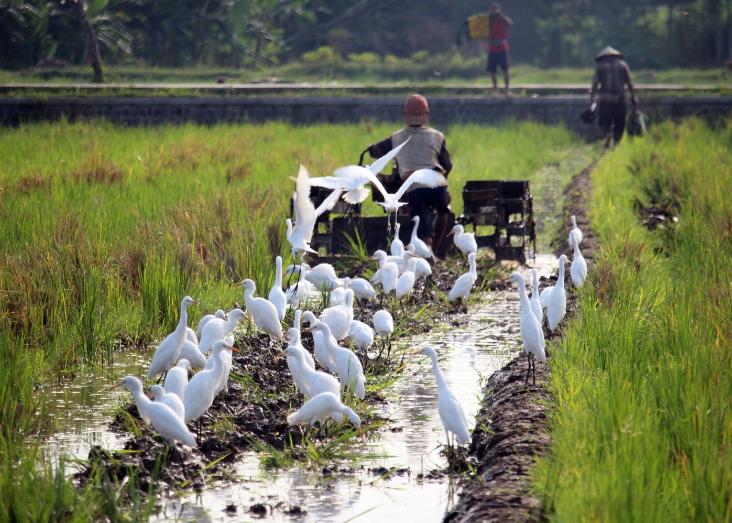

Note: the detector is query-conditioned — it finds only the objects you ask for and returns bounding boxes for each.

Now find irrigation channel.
[37,154,585,521]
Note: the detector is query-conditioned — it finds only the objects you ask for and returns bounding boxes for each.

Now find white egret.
[287,262,340,291]
[512,272,546,385]
[405,245,432,279]
[150,384,185,420]
[320,289,354,340]
[570,242,587,288]
[179,339,207,370]
[448,252,478,305]
[302,311,337,373]
[285,268,316,308]
[268,256,287,320]
[529,268,543,325]
[328,277,349,307]
[449,224,478,256]
[373,309,394,359]
[379,262,399,296]
[348,320,375,351]
[185,327,198,346]
[113,376,196,448]
[408,216,436,260]
[391,222,405,256]
[241,279,284,340]
[286,165,343,258]
[568,215,583,248]
[287,392,361,430]
[184,341,235,423]
[198,308,245,354]
[286,326,315,370]
[416,346,470,449]
[349,277,377,302]
[370,250,404,284]
[308,322,366,399]
[396,257,417,300]
[195,309,226,339]
[540,255,568,332]
[279,336,340,400]
[147,296,197,380]
[309,139,409,205]
[164,359,191,402]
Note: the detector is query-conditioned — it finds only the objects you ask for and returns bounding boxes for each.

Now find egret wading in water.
[147,296,197,381]
[287,392,361,431]
[512,272,546,385]
[415,346,470,453]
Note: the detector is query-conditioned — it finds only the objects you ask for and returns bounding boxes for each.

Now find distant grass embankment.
[532,118,732,520]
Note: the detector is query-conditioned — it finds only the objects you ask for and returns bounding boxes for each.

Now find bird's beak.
[146,391,154,399]
[411,349,422,356]
[231,346,240,353]
[275,350,286,359]
[370,255,378,260]
[302,327,312,333]
[109,381,123,390]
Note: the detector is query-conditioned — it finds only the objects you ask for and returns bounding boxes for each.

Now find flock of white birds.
[113,141,588,461]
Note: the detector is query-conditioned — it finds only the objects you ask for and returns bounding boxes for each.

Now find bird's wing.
[394,169,447,201]
[314,188,344,217]
[366,137,410,174]
[539,286,554,307]
[336,165,390,200]
[309,176,348,190]
[292,165,316,232]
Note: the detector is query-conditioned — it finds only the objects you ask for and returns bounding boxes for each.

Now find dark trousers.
[408,187,450,239]
[598,101,627,143]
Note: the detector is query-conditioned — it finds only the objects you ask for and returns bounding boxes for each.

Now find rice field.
[532,118,732,521]
[0,120,589,520]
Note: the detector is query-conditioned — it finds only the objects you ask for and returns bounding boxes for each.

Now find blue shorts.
[408,187,451,238]
[487,51,509,73]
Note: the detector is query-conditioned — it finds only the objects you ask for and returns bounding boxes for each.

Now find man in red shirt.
[486,3,513,95]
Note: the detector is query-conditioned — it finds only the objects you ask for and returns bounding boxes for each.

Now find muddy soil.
[74,253,502,502]
[444,162,598,522]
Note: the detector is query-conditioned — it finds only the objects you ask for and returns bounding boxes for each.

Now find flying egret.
[568,215,583,248]
[408,216,436,261]
[309,139,410,205]
[268,256,287,320]
[415,346,470,450]
[449,224,478,256]
[391,222,405,256]
[320,289,354,340]
[184,341,236,423]
[308,322,366,399]
[241,279,284,340]
[286,164,343,258]
[147,296,197,380]
[448,252,478,306]
[570,241,588,288]
[539,255,568,332]
[529,269,543,325]
[150,384,185,420]
[199,308,245,354]
[287,392,361,430]
[195,309,226,339]
[113,376,196,448]
[512,272,546,385]
[164,359,191,402]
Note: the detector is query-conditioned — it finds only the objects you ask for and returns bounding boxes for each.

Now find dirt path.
[444,161,598,522]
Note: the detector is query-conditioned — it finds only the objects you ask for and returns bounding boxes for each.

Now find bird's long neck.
[430,356,448,392]
[469,258,477,277]
[557,260,566,290]
[517,280,531,311]
[132,387,152,415]
[275,258,283,287]
[410,220,419,242]
[532,273,539,297]
[175,303,189,337]
[225,315,239,332]
[244,286,255,307]
[573,242,581,257]
[572,216,577,228]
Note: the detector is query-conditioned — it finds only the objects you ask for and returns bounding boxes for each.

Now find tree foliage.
[0,0,730,72]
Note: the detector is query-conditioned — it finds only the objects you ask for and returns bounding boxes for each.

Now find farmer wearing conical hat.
[367,94,453,253]
[590,46,638,148]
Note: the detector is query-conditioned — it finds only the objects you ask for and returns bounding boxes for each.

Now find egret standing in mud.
[570,241,588,288]
[512,272,546,385]
[373,309,394,359]
[307,322,366,399]
[198,308,245,354]
[268,256,287,320]
[568,214,583,248]
[448,252,478,310]
[448,224,478,256]
[184,341,236,427]
[540,255,568,332]
[241,279,284,340]
[530,269,543,325]
[415,346,470,452]
[287,392,361,431]
[147,296,197,381]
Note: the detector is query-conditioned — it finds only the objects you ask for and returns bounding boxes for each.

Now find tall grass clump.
[532,118,732,521]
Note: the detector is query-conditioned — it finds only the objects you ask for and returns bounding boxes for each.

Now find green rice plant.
[532,118,732,522]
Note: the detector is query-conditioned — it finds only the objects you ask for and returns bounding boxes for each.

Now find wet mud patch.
[446,161,598,522]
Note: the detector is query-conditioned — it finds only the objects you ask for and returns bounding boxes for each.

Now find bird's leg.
[532,353,537,386]
[525,353,531,386]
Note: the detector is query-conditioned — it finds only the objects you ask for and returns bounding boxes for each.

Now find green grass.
[1,60,729,86]
[531,118,732,521]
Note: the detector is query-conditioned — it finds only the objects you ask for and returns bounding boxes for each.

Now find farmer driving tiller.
[366,94,454,256]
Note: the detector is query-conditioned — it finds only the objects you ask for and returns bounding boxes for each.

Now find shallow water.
[41,256,557,522]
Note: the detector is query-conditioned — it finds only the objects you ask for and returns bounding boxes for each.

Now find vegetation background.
[1,0,731,83]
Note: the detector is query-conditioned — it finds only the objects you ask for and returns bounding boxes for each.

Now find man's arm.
[438,140,452,176]
[624,64,638,108]
[590,70,600,105]
[367,137,393,159]
[500,13,513,26]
